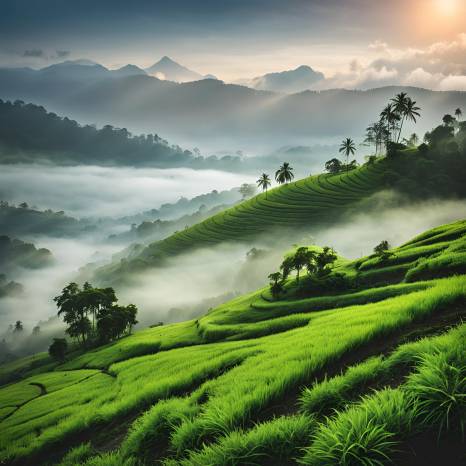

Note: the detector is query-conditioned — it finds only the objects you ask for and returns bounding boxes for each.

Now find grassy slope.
[96,161,386,281]
[0,219,465,465]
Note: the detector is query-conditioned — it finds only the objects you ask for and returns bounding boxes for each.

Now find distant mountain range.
[1,58,465,152]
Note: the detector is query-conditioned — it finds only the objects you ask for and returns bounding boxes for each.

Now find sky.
[0,0,465,88]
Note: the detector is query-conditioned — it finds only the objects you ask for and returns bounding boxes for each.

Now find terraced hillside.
[97,162,386,281]
[1,219,465,466]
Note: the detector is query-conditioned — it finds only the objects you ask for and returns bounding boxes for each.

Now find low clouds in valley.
[0,165,253,218]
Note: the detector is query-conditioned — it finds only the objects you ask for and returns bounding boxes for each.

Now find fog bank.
[0,164,253,218]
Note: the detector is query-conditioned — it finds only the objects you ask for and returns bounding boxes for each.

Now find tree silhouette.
[315,247,338,277]
[14,321,23,332]
[455,108,462,121]
[325,158,343,174]
[339,138,356,172]
[268,272,282,285]
[256,173,272,198]
[380,103,399,145]
[374,240,394,263]
[400,98,421,142]
[442,114,456,127]
[275,163,294,184]
[268,272,284,299]
[54,282,137,346]
[391,92,409,142]
[49,338,68,362]
[280,256,295,280]
[239,183,256,200]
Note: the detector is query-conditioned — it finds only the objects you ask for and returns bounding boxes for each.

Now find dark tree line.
[53,282,138,347]
[0,99,186,165]
[0,99,243,169]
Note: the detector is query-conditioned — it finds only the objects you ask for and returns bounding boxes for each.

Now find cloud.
[438,75,466,91]
[316,34,466,91]
[22,49,45,58]
[0,164,253,218]
[55,50,70,58]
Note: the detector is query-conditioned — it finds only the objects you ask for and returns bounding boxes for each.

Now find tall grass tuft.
[405,348,466,438]
[301,389,415,466]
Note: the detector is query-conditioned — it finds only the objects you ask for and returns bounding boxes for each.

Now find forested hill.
[0,100,241,168]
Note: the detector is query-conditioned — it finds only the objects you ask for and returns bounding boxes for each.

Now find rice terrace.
[1,1,466,465]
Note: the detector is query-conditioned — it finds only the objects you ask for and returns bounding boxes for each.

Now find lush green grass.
[96,163,386,282]
[301,327,465,465]
[0,219,465,465]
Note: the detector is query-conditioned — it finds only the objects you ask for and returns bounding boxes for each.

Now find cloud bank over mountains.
[314,34,466,91]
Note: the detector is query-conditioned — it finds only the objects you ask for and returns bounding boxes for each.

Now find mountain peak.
[249,65,325,93]
[158,56,176,64]
[145,56,204,83]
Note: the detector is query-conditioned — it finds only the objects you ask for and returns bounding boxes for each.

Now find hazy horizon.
[1,1,465,90]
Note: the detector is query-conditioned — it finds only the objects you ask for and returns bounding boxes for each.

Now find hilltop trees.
[268,272,284,299]
[270,246,338,298]
[442,114,456,127]
[325,158,343,174]
[257,173,272,198]
[455,108,462,121]
[339,138,356,172]
[390,93,420,143]
[54,282,138,346]
[275,162,294,184]
[49,338,68,362]
[374,240,394,263]
[380,103,400,144]
[359,92,423,160]
[239,183,256,200]
[364,121,387,155]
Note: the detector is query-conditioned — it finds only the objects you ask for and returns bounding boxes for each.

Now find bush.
[48,338,68,362]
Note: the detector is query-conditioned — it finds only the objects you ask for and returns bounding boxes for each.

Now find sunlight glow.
[433,0,458,16]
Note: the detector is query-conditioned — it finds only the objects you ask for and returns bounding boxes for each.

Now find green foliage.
[275,162,294,184]
[301,389,413,466]
[48,338,68,362]
[96,162,385,281]
[1,221,465,465]
[405,349,466,437]
[0,99,198,168]
[179,414,315,465]
[54,282,138,346]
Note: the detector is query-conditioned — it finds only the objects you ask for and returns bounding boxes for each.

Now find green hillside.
[97,161,386,282]
[1,219,465,465]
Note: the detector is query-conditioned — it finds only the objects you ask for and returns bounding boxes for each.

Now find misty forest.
[1,1,466,465]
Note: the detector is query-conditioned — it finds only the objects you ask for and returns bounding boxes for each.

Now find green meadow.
[1,218,465,465]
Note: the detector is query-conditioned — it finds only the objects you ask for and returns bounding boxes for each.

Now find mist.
[0,164,253,218]
[110,195,466,328]
[2,189,465,359]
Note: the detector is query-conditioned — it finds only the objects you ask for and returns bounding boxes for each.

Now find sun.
[432,0,458,16]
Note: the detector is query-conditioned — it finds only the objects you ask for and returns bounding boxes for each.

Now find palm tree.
[364,124,376,154]
[391,92,409,142]
[256,173,271,198]
[275,162,294,184]
[455,108,462,121]
[403,98,421,128]
[380,103,399,145]
[339,138,356,172]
